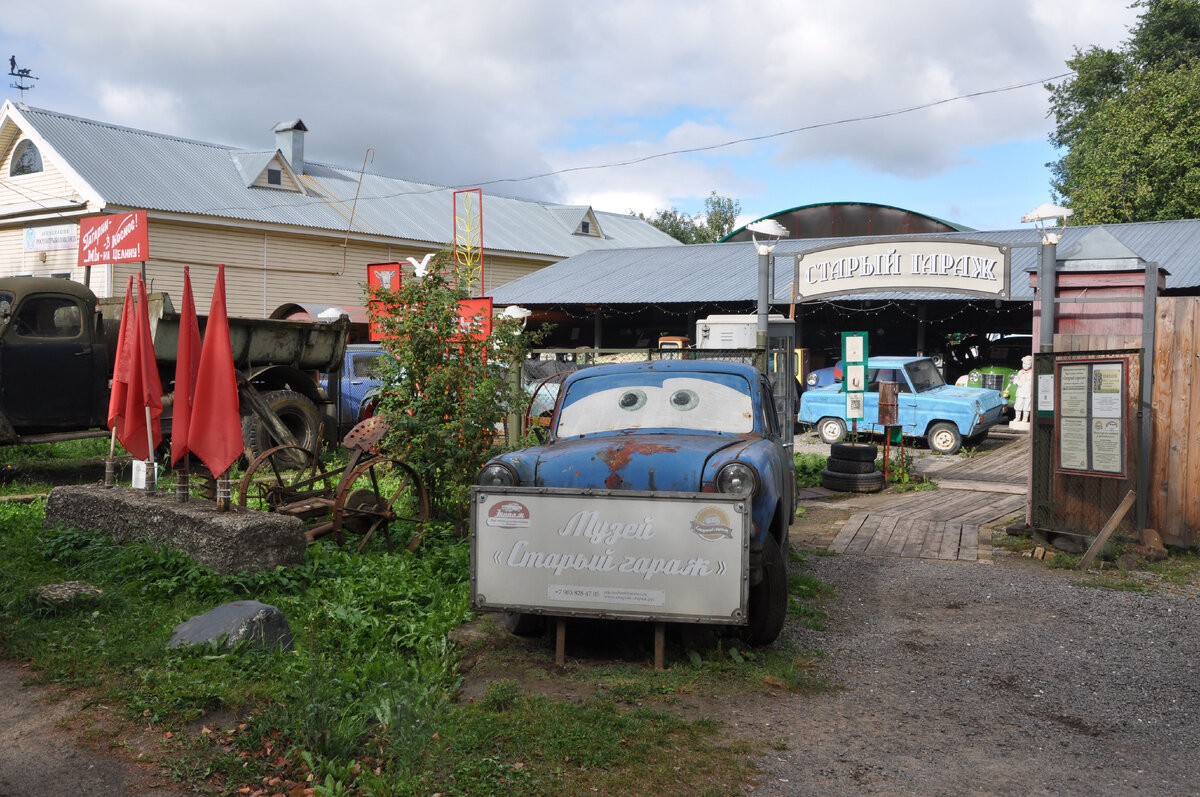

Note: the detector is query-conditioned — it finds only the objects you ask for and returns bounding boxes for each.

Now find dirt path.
[0,662,188,797]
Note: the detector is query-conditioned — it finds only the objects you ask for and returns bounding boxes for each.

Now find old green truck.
[0,276,350,459]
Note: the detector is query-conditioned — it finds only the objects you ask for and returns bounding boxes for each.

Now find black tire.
[821,468,886,493]
[743,533,787,646]
[830,441,878,462]
[816,416,847,444]
[242,389,323,465]
[825,457,876,474]
[502,611,546,637]
[926,421,963,455]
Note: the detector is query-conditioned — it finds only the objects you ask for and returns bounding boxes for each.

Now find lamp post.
[746,219,789,354]
[1021,203,1073,353]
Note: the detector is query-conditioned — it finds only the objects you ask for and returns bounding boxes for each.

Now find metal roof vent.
[274,118,308,175]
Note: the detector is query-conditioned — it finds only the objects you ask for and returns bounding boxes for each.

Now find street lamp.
[746,219,789,350]
[1022,203,1073,352]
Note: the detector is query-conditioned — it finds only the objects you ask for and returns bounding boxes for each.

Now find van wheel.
[927,422,963,455]
[816,416,847,444]
[242,390,322,466]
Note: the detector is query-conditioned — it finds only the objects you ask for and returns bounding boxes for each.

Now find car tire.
[241,389,323,466]
[927,422,963,455]
[825,457,876,474]
[501,611,546,637]
[743,533,787,646]
[820,469,885,493]
[816,416,847,444]
[829,441,878,462]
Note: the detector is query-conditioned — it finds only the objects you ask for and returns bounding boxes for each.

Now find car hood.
[925,384,1006,408]
[527,432,745,492]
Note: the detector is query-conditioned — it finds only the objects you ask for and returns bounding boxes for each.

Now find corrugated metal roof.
[489,220,1200,305]
[12,104,680,258]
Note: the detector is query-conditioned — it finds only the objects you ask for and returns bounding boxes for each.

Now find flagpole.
[144,406,157,493]
[105,428,117,487]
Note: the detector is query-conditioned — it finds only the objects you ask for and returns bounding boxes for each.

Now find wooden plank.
[919,520,946,559]
[939,521,963,560]
[901,520,928,558]
[885,517,914,556]
[1079,490,1137,570]
[959,524,979,561]
[1187,299,1200,546]
[924,491,985,521]
[829,513,869,553]
[1151,298,1177,538]
[865,515,900,554]
[957,494,1026,525]
[846,515,883,554]
[935,479,1026,494]
[1165,297,1195,542]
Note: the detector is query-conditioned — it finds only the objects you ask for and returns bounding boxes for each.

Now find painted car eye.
[669,389,699,411]
[617,389,647,411]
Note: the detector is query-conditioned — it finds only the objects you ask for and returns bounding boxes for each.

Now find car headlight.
[477,463,518,487]
[806,372,818,386]
[716,462,759,497]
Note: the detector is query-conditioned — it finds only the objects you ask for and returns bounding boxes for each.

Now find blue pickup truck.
[797,355,1006,455]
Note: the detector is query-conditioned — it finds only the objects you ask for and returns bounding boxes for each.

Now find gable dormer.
[547,204,605,239]
[231,150,307,194]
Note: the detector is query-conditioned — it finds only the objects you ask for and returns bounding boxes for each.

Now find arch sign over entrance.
[792,238,1011,300]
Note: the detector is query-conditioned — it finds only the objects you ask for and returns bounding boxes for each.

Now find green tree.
[1048,0,1200,221]
[367,252,540,525]
[636,191,741,243]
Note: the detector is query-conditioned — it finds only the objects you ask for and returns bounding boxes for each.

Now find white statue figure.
[1010,354,1034,429]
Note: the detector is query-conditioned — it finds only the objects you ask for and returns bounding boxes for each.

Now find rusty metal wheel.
[237,443,329,511]
[330,457,429,553]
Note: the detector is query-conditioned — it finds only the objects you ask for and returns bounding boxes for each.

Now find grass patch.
[794,452,826,489]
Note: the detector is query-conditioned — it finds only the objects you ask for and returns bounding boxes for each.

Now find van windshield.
[904,359,946,393]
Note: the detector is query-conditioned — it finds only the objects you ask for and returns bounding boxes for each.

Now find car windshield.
[904,359,947,393]
[556,371,754,436]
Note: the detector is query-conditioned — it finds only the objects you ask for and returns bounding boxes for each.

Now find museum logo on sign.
[691,506,733,541]
[487,501,531,529]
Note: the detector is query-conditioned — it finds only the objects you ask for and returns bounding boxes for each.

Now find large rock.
[44,485,306,575]
[168,600,293,651]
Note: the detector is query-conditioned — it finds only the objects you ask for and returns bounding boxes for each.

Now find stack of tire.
[821,441,885,493]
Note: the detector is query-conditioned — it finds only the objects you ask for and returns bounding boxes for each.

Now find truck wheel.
[743,533,787,646]
[242,389,322,465]
[816,416,847,444]
[926,422,963,455]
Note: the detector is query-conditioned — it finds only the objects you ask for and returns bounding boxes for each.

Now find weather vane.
[8,55,39,100]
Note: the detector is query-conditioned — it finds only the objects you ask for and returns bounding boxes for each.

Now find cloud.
[2,0,1139,226]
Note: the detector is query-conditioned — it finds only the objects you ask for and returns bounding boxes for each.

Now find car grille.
[981,373,1005,391]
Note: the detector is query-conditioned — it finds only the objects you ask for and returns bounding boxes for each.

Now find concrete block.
[44,485,306,575]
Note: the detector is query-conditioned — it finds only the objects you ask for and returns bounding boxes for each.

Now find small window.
[266,168,282,185]
[580,221,590,234]
[10,139,43,176]
[13,296,83,338]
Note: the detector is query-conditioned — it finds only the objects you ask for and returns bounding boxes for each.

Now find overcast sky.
[2,0,1139,233]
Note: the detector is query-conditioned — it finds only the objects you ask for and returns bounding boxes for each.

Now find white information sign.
[794,238,1010,299]
[1037,374,1055,414]
[472,487,748,624]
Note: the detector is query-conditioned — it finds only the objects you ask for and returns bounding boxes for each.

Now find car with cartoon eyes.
[797,355,1006,455]
[471,359,795,646]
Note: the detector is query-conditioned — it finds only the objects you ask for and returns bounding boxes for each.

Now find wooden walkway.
[826,432,1030,562]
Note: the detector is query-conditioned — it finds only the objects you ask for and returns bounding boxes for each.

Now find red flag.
[117,275,164,460]
[188,264,242,477]
[170,266,202,466]
[106,275,135,432]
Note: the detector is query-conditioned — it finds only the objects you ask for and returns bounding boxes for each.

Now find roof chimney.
[274,118,308,175]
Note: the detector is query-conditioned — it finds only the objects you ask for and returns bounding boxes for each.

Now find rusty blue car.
[476,359,795,645]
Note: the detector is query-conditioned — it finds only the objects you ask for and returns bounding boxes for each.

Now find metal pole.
[757,248,770,350]
[1038,238,1057,352]
[1138,262,1158,532]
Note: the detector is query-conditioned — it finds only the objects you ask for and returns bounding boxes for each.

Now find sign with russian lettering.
[471,487,748,624]
[77,211,149,266]
[793,238,1010,300]
[24,224,78,251]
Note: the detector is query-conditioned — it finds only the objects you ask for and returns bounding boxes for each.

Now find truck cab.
[0,278,108,440]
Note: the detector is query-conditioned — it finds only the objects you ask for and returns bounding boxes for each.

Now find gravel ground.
[739,553,1200,796]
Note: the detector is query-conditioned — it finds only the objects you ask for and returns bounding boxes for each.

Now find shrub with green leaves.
[367,252,543,525]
